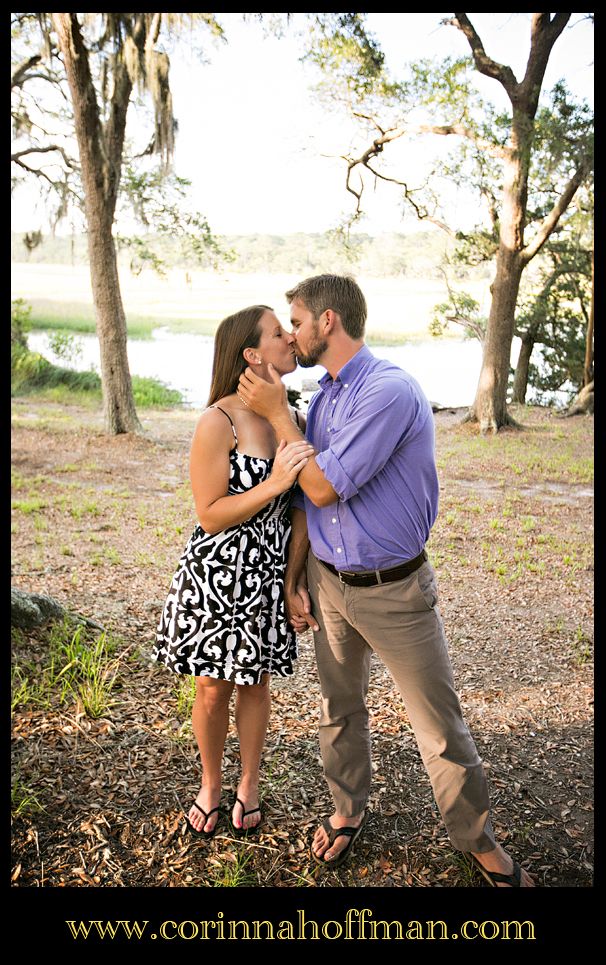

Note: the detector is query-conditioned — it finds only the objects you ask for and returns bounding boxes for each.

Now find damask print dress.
[153,407,298,685]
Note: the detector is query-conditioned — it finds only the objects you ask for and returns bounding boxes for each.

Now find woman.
[153,305,313,838]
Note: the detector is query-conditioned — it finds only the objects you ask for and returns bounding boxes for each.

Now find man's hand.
[286,581,319,633]
[238,363,288,421]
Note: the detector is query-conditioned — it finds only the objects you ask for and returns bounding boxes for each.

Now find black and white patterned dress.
[153,406,298,685]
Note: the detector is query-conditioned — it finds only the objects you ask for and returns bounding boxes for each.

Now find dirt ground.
[11,398,593,903]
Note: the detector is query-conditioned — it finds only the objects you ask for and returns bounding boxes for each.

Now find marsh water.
[29,327,522,410]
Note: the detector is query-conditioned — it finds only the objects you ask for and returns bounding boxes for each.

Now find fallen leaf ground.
[11,399,593,914]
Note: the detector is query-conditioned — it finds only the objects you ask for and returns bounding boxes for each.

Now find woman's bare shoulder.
[192,403,236,448]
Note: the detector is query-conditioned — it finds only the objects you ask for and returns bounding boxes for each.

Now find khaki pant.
[307,552,496,853]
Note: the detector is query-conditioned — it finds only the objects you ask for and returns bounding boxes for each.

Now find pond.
[27,327,561,410]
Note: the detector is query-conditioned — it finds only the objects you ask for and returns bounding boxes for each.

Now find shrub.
[131,375,183,407]
[11,298,31,351]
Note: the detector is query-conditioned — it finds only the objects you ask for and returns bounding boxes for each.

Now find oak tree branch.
[521,161,591,265]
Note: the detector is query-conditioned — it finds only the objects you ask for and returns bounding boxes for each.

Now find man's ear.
[322,309,339,334]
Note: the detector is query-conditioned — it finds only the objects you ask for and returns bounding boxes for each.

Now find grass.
[70,499,100,519]
[175,675,197,717]
[450,851,479,887]
[26,301,159,339]
[25,304,448,347]
[436,413,594,485]
[205,850,257,888]
[430,488,589,586]
[11,620,122,719]
[12,354,185,409]
[11,497,47,514]
[11,776,45,820]
[131,375,184,407]
[571,627,592,667]
[12,325,185,408]
[86,544,123,568]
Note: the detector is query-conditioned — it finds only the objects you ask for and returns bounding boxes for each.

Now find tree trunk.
[11,587,65,629]
[459,15,575,433]
[584,247,594,386]
[511,332,535,404]
[563,379,594,417]
[11,587,106,632]
[52,13,141,435]
[466,245,524,432]
[465,105,531,432]
[87,211,142,434]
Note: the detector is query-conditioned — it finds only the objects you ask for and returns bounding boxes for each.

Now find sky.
[11,12,594,238]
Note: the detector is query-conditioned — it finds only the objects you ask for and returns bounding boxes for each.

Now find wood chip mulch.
[11,400,593,897]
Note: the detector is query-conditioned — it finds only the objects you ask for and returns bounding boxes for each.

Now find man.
[238,274,533,887]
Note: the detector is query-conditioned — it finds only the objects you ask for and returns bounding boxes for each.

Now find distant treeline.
[11,229,487,280]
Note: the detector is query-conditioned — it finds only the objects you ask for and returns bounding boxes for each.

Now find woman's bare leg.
[232,675,271,830]
[189,676,234,832]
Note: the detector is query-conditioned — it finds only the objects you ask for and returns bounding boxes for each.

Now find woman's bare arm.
[190,409,313,535]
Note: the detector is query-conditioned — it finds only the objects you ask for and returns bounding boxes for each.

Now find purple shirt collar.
[318,344,373,392]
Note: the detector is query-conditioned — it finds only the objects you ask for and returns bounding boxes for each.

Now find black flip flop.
[311,811,368,869]
[231,796,263,836]
[185,801,221,839]
[466,852,523,887]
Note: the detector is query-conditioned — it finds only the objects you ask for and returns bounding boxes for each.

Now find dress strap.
[211,405,238,448]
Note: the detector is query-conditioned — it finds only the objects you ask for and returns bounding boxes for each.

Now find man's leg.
[348,561,495,852]
[348,560,533,883]
[307,554,372,862]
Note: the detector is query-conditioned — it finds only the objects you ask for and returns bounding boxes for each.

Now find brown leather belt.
[317,550,427,587]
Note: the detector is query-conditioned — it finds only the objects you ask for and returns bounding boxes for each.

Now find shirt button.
[344,383,349,388]
[332,399,337,405]
[331,517,337,524]
[336,547,342,553]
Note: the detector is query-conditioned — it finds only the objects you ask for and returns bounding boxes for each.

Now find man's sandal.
[185,802,221,839]
[231,796,263,836]
[467,852,523,887]
[311,812,368,870]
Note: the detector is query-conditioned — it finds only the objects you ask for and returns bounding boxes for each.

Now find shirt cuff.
[316,450,359,501]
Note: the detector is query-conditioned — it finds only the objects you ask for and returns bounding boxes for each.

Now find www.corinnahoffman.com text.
[65,910,536,942]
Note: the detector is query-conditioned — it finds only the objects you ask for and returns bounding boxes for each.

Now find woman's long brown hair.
[207,305,272,406]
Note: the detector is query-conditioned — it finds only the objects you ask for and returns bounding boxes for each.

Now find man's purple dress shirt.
[293,345,439,572]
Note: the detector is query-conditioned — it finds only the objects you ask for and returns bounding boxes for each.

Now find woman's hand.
[286,580,319,633]
[268,439,315,495]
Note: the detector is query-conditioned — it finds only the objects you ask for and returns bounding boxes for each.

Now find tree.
[431,191,593,407]
[584,246,594,388]
[511,230,592,405]
[308,13,593,432]
[11,13,223,434]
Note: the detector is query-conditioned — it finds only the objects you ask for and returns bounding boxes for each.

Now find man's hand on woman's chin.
[238,363,288,421]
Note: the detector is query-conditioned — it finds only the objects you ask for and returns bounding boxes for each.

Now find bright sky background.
[167,12,594,235]
[11,12,594,238]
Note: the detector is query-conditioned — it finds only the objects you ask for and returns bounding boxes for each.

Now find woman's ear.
[243,347,261,365]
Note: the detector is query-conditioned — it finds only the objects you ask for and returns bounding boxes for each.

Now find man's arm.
[238,364,338,507]
[285,507,319,632]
